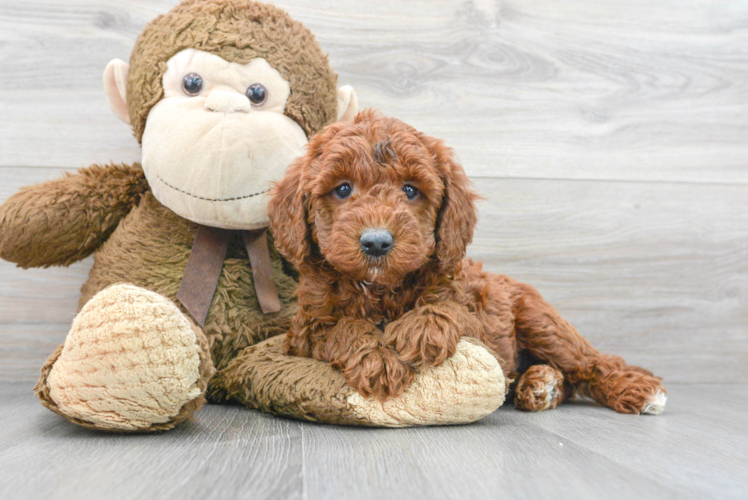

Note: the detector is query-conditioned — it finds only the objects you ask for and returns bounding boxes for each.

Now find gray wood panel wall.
[1,0,746,384]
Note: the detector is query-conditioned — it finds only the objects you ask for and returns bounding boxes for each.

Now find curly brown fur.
[127,0,338,142]
[269,110,666,412]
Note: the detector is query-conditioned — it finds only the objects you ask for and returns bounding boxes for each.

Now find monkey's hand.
[0,163,148,268]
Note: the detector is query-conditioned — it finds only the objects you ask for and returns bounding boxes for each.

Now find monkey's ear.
[103,59,131,124]
[336,85,358,123]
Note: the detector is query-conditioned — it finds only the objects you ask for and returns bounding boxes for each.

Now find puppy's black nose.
[360,229,393,257]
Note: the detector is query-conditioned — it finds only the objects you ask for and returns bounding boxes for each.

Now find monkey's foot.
[514,364,566,412]
[218,336,506,427]
[36,284,214,432]
[347,338,506,426]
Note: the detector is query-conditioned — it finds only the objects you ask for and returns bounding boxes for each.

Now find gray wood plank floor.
[0,382,746,500]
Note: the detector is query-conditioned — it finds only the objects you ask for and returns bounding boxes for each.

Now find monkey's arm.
[0,163,148,268]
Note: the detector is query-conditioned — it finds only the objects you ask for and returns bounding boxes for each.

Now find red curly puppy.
[268,110,667,415]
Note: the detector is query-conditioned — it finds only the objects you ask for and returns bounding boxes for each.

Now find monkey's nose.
[360,229,393,258]
[204,90,251,113]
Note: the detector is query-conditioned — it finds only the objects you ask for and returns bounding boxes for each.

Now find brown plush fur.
[0,164,149,268]
[215,335,376,426]
[127,0,338,142]
[268,110,666,414]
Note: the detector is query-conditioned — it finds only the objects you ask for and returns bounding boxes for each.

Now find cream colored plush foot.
[345,338,506,426]
[46,284,205,431]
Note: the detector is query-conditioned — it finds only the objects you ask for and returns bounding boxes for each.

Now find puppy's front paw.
[343,347,414,400]
[384,304,472,368]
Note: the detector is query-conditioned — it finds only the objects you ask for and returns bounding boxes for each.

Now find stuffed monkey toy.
[0,0,506,432]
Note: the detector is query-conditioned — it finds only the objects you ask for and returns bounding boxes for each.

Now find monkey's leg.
[514,364,569,412]
[212,336,507,427]
[35,284,215,432]
[513,284,667,415]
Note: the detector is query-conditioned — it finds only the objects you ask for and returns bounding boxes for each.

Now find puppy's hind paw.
[605,371,667,415]
[641,389,667,415]
[514,364,566,412]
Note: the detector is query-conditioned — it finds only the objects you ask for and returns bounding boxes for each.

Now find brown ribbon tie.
[243,229,282,315]
[177,225,281,327]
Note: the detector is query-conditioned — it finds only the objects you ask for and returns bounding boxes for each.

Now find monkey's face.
[141,49,308,230]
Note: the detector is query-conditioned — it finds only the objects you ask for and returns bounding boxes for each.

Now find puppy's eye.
[246,83,267,106]
[334,183,353,199]
[403,184,419,200]
[182,73,203,96]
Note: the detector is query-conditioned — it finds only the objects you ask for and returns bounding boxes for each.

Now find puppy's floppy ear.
[268,122,347,270]
[418,133,479,272]
[268,159,311,270]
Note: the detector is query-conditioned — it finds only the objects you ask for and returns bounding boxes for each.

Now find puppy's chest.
[339,285,417,325]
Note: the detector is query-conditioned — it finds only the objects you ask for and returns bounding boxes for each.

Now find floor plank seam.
[467,174,748,188]
[301,423,308,500]
[3,165,748,189]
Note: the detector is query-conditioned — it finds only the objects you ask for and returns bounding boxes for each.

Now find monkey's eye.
[334,183,352,199]
[403,184,419,200]
[182,73,203,96]
[246,83,267,106]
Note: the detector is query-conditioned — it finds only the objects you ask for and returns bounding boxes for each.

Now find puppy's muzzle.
[360,229,393,258]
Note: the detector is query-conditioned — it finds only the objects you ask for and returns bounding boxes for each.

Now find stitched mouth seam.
[156,175,269,202]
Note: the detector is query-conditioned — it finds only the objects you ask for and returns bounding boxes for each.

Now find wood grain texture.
[0,383,306,500]
[1,0,747,183]
[473,177,748,383]
[0,382,746,500]
[300,384,748,500]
